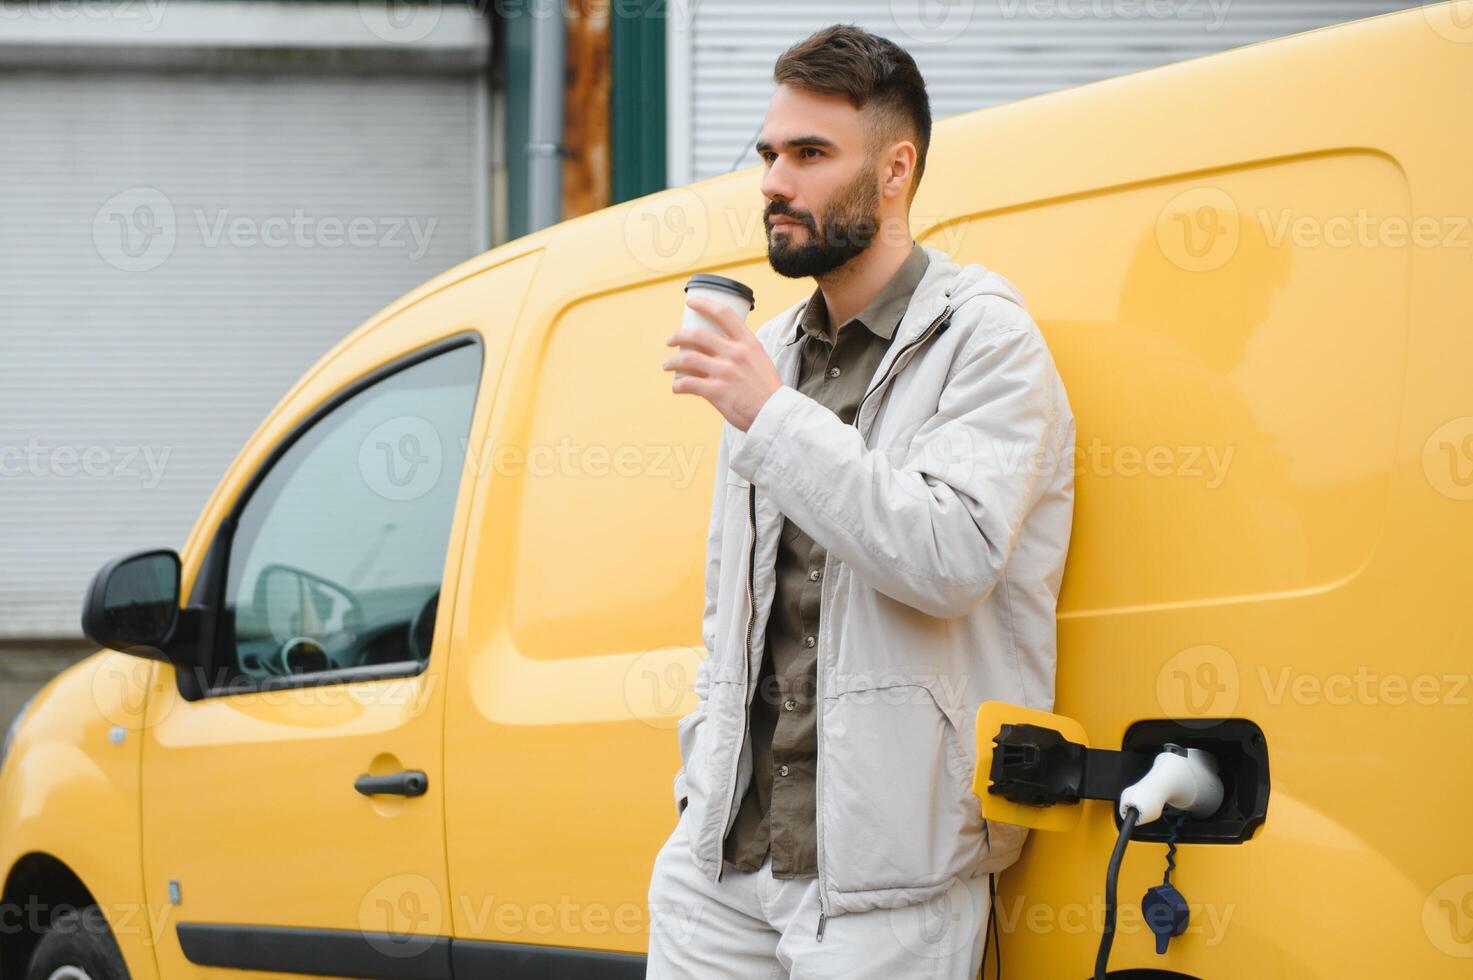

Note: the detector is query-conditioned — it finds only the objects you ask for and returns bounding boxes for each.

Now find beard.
[765,164,882,279]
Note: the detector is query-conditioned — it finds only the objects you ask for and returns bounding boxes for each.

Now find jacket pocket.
[707,471,753,686]
[675,688,715,817]
[674,706,705,816]
[821,681,983,894]
[677,678,743,852]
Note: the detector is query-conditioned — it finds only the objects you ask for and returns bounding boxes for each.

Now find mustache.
[766,206,813,228]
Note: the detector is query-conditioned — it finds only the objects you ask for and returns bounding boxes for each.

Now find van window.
[222,343,480,682]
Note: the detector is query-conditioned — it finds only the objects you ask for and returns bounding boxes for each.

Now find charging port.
[1117,718,1269,844]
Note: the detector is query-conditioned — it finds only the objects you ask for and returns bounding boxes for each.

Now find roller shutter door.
[0,69,485,637]
[674,1,1419,183]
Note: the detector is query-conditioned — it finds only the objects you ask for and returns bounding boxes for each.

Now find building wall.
[0,1,492,639]
[668,0,1421,185]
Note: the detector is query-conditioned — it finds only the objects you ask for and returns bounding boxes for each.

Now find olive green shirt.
[721,241,931,877]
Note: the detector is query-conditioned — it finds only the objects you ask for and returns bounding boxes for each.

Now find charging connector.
[1094,744,1225,980]
[1118,744,1224,825]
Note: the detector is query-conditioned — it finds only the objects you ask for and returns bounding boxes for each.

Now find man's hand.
[662,295,783,432]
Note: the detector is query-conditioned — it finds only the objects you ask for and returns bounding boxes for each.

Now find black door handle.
[354,770,428,797]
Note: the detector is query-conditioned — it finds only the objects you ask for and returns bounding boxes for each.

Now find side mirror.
[252,562,362,642]
[81,548,183,661]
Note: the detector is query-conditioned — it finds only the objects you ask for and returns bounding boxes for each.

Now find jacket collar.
[777,245,967,356]
[767,246,967,396]
[788,241,931,345]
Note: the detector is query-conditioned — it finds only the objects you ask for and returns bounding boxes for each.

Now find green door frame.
[610,0,667,203]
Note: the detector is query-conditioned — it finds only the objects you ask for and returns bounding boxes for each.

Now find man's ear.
[882,139,918,200]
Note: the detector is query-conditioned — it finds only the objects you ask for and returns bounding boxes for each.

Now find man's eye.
[801,147,822,159]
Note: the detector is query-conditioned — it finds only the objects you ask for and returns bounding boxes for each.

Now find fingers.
[684,295,746,339]
[670,372,715,398]
[666,323,724,356]
[662,349,718,379]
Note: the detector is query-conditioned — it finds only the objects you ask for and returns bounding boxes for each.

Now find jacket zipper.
[814,546,832,942]
[854,305,952,439]
[813,302,952,942]
[716,482,759,884]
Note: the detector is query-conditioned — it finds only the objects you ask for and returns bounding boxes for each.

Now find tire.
[25,905,130,980]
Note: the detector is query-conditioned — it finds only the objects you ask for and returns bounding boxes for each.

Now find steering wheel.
[407,589,440,662]
[267,635,330,676]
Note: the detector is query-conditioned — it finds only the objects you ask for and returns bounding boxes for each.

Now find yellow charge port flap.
[973,700,1091,832]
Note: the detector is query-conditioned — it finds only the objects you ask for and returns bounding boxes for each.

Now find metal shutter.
[671,1,1419,184]
[0,69,485,638]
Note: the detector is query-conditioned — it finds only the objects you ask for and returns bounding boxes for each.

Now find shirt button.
[803,635,815,647]
[826,366,841,379]
[777,764,790,776]
[783,698,797,711]
[808,568,821,581]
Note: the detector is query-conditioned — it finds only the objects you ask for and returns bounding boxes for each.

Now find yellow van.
[5,4,1470,977]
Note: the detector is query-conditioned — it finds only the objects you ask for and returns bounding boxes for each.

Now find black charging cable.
[988,871,1000,977]
[978,871,1001,979]
[1094,805,1141,980]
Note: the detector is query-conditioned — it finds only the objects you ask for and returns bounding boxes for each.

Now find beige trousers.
[645,809,991,980]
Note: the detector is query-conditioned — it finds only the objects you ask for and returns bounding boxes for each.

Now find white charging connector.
[1095,743,1226,980]
[1117,743,1224,825]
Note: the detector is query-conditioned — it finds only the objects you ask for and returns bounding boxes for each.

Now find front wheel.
[26,905,130,980]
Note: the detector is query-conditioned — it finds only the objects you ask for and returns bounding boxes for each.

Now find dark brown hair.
[773,24,932,203]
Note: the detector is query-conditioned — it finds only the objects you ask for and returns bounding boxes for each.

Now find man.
[650,23,1075,979]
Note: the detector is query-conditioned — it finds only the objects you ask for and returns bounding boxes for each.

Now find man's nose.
[761,160,795,208]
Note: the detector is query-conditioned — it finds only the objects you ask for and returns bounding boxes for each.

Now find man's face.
[758,84,883,279]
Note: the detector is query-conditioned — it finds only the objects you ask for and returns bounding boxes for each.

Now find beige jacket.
[673,244,1076,937]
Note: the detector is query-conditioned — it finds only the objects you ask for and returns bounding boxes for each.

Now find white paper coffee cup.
[676,274,756,380]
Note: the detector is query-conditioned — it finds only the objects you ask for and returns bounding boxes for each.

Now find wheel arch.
[1,851,100,979]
